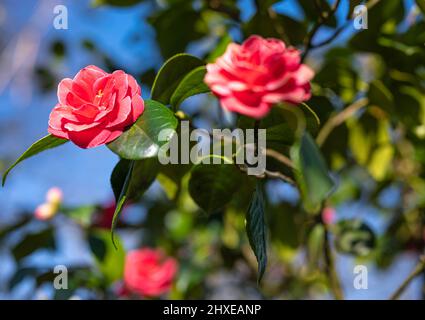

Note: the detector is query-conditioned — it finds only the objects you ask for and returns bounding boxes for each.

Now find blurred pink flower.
[46,187,63,205]
[124,248,178,297]
[322,207,336,225]
[34,203,56,220]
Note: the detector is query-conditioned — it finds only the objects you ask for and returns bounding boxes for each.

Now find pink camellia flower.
[124,248,178,297]
[205,35,314,119]
[48,65,145,148]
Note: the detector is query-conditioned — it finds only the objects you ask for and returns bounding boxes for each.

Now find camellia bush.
[1,0,425,300]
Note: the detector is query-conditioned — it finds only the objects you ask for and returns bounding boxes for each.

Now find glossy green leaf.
[151,54,205,104]
[2,134,68,186]
[108,100,178,160]
[291,132,335,213]
[110,160,134,248]
[188,157,241,213]
[170,66,209,109]
[246,182,267,283]
[110,158,159,203]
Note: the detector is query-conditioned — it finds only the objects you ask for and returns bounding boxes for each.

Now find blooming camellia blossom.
[124,248,178,297]
[205,35,314,119]
[48,65,144,148]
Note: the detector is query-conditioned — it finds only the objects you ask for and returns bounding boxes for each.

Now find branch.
[302,0,341,61]
[265,149,295,169]
[316,98,369,147]
[390,256,425,300]
[323,221,344,300]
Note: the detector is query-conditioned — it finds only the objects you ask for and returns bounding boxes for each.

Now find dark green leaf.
[110,161,134,248]
[188,158,242,213]
[151,54,205,104]
[12,228,56,261]
[246,182,267,283]
[108,100,178,160]
[111,158,159,203]
[2,134,67,186]
[170,66,210,109]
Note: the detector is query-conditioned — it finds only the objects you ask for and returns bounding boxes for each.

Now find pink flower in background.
[205,35,314,119]
[124,248,178,297]
[48,65,144,148]
[34,203,56,220]
[46,187,63,205]
[34,187,63,221]
[322,207,336,225]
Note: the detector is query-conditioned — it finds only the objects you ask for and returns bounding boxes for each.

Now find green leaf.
[107,100,178,160]
[110,158,159,203]
[148,4,206,59]
[63,205,97,227]
[334,219,376,256]
[188,157,242,213]
[12,228,56,261]
[291,132,335,213]
[89,229,125,284]
[2,134,68,186]
[110,161,134,249]
[170,66,210,109]
[246,182,267,283]
[307,224,325,269]
[151,54,205,104]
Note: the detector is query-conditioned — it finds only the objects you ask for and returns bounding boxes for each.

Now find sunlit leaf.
[2,135,68,186]
[108,100,178,160]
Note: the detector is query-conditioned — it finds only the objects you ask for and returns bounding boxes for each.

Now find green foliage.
[2,135,67,186]
[188,157,243,213]
[170,66,210,110]
[151,54,205,105]
[291,132,335,214]
[246,182,267,283]
[108,100,178,160]
[89,229,125,284]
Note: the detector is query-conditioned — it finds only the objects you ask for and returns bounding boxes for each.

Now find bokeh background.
[0,0,424,299]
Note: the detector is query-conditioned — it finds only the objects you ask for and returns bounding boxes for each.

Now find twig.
[238,164,296,185]
[316,98,369,147]
[265,148,295,169]
[323,221,344,300]
[302,0,341,61]
[390,256,425,300]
